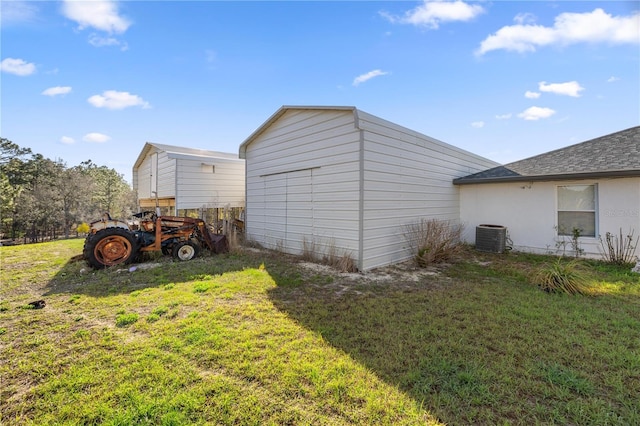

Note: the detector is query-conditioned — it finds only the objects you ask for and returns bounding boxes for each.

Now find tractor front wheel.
[172,241,199,261]
[84,228,139,269]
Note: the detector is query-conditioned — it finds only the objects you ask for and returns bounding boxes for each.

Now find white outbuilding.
[132,142,245,219]
[238,106,498,271]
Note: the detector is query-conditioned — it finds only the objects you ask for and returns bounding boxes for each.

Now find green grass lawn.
[1,239,639,425]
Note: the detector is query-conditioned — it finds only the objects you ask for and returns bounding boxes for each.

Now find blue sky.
[2,0,639,183]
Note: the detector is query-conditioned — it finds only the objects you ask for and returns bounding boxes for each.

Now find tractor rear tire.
[84,228,139,269]
[172,241,199,261]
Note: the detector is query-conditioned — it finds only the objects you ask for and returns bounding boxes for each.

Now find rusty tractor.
[83,212,228,269]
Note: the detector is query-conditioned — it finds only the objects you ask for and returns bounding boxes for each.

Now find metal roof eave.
[134,142,241,170]
[133,142,155,170]
[166,152,244,163]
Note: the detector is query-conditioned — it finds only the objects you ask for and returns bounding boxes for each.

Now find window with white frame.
[557,184,597,237]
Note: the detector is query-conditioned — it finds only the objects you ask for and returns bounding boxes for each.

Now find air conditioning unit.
[476,224,507,253]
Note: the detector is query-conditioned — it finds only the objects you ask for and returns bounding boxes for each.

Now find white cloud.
[607,76,620,83]
[525,91,541,99]
[83,133,111,143]
[0,58,36,76]
[476,8,640,56]
[60,136,75,145]
[353,69,389,86]
[518,106,556,121]
[513,13,536,26]
[88,34,128,50]
[1,1,38,25]
[62,0,131,34]
[87,90,150,109]
[42,86,72,96]
[495,113,512,120]
[471,121,485,128]
[380,0,484,29]
[539,81,584,97]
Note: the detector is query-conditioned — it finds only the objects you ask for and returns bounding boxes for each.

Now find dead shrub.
[322,240,338,265]
[332,253,357,273]
[301,236,316,262]
[321,238,358,273]
[598,228,638,266]
[404,218,464,267]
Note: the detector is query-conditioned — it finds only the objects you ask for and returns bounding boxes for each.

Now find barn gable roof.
[454,126,640,185]
[238,106,357,158]
[133,142,241,170]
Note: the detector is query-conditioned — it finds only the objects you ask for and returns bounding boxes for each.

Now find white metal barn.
[132,142,245,216]
[238,106,498,271]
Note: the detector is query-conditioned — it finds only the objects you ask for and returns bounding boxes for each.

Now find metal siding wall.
[156,151,175,198]
[175,159,245,210]
[245,110,361,258]
[358,112,499,270]
[264,174,287,248]
[135,157,152,200]
[285,170,313,252]
[246,178,266,246]
[150,152,158,196]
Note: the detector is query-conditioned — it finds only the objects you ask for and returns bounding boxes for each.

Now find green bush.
[115,312,139,327]
[146,313,160,323]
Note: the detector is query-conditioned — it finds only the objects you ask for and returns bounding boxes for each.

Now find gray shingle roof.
[454,126,640,184]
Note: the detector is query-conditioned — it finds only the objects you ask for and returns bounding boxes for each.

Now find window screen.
[557,185,596,237]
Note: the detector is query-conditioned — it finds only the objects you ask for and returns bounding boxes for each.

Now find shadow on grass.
[265,253,640,425]
[43,250,271,298]
[265,279,463,423]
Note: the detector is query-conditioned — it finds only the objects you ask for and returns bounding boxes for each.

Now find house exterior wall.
[357,111,499,270]
[459,177,640,258]
[175,158,245,210]
[244,109,362,259]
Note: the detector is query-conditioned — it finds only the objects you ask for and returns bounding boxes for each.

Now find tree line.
[1,138,136,243]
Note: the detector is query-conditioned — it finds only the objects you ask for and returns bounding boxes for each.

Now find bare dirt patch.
[288,254,455,300]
